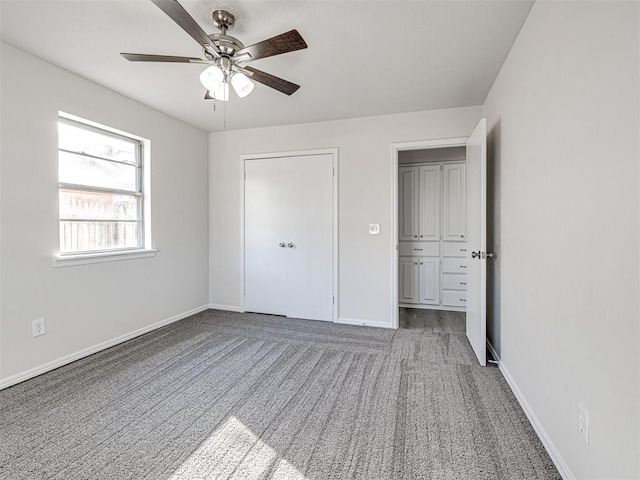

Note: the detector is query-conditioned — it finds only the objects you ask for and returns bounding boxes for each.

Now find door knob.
[278,242,286,248]
[471,251,481,259]
[486,252,495,259]
[287,242,294,248]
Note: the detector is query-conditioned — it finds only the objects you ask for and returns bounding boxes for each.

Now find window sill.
[53,249,158,268]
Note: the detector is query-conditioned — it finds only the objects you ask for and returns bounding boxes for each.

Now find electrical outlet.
[32,317,46,337]
[577,402,589,444]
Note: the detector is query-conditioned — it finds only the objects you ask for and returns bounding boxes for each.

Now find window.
[57,115,147,256]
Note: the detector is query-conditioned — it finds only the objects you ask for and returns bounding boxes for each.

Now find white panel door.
[443,163,466,241]
[285,154,334,321]
[466,119,487,366]
[244,154,334,322]
[244,158,288,316]
[418,258,440,305]
[418,165,441,240]
[398,167,419,241]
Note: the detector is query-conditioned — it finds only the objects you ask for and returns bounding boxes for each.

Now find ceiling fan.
[121,0,307,101]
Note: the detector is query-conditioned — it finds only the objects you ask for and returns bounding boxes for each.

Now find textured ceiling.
[0,0,534,132]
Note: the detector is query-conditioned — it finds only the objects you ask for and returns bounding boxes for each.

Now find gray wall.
[208,107,482,325]
[482,2,639,478]
[0,43,210,384]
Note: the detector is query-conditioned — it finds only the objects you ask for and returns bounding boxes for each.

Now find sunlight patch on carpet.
[170,416,307,480]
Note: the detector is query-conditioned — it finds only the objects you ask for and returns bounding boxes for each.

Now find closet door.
[418,165,441,240]
[285,154,334,321]
[443,163,466,241]
[244,154,334,322]
[398,166,419,241]
[244,158,288,316]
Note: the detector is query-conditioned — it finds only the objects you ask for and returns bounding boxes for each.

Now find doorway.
[391,120,487,365]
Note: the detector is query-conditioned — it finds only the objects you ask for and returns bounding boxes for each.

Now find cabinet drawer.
[443,242,467,258]
[441,290,467,307]
[442,258,467,273]
[399,241,439,257]
[442,274,467,291]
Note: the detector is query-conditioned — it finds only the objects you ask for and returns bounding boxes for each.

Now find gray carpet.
[0,308,560,479]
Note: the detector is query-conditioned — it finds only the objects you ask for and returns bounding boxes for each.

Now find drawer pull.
[460,265,467,269]
[460,249,467,252]
[460,299,466,302]
[414,248,423,251]
[460,282,467,286]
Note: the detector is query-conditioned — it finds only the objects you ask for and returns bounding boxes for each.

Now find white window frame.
[54,112,156,267]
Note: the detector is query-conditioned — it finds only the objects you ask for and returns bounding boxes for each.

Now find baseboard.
[209,303,243,312]
[0,304,210,391]
[336,317,395,329]
[486,338,500,363]
[497,359,575,480]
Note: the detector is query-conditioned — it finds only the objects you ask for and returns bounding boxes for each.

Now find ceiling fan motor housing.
[206,33,244,58]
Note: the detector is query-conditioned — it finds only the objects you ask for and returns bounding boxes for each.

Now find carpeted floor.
[0,309,560,479]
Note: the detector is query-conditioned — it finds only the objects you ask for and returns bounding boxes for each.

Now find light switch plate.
[369,224,380,235]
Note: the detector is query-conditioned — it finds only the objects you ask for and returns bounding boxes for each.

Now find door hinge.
[244,171,247,180]
[332,167,335,176]
[333,296,335,305]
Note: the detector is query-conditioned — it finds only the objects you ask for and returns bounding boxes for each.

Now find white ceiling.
[1,0,534,133]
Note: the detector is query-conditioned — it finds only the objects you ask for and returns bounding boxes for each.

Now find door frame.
[240,147,339,322]
[390,138,468,329]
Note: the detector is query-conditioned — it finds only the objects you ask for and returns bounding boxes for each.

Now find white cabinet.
[419,258,440,304]
[398,256,439,305]
[398,161,467,311]
[442,163,466,241]
[419,166,441,240]
[398,165,440,241]
[398,257,419,304]
[398,167,419,241]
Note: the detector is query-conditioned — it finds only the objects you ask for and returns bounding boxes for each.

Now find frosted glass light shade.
[199,66,224,91]
[231,72,254,98]
[210,82,229,102]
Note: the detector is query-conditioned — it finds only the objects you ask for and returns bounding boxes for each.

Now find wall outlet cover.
[32,317,46,337]
[369,224,380,235]
[577,402,589,444]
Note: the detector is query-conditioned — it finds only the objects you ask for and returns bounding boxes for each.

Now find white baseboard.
[487,338,500,363]
[0,304,210,391]
[494,356,575,480]
[209,304,243,312]
[336,317,395,329]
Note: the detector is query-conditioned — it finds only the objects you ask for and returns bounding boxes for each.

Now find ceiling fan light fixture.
[231,72,255,98]
[199,65,224,91]
[210,82,229,102]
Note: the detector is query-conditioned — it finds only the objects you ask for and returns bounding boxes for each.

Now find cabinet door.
[442,163,466,241]
[398,167,419,241]
[418,258,440,305]
[418,165,441,240]
[398,257,419,304]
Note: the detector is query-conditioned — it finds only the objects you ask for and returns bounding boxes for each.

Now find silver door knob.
[471,251,481,259]
[287,242,294,248]
[486,252,495,259]
[279,242,286,248]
